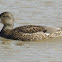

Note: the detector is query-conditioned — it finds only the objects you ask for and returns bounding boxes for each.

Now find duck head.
[0,12,14,29]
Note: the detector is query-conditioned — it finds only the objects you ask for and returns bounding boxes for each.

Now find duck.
[0,12,61,41]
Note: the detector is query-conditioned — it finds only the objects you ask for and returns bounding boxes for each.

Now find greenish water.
[0,0,62,62]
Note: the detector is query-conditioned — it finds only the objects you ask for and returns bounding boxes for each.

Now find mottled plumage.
[13,25,47,33]
[48,31,62,38]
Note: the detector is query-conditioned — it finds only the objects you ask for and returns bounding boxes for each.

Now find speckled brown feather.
[12,29,47,41]
[13,25,47,33]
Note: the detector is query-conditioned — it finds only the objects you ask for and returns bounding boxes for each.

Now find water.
[0,0,62,62]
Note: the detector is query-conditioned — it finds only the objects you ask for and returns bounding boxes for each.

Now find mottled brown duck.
[0,12,61,41]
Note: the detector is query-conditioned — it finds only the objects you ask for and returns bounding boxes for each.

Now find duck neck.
[1,24,13,33]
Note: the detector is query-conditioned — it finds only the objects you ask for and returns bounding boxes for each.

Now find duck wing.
[13,25,47,33]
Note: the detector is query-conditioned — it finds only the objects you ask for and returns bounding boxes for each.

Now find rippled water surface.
[0,0,62,62]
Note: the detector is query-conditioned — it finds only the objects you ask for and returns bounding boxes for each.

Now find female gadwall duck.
[0,12,61,41]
